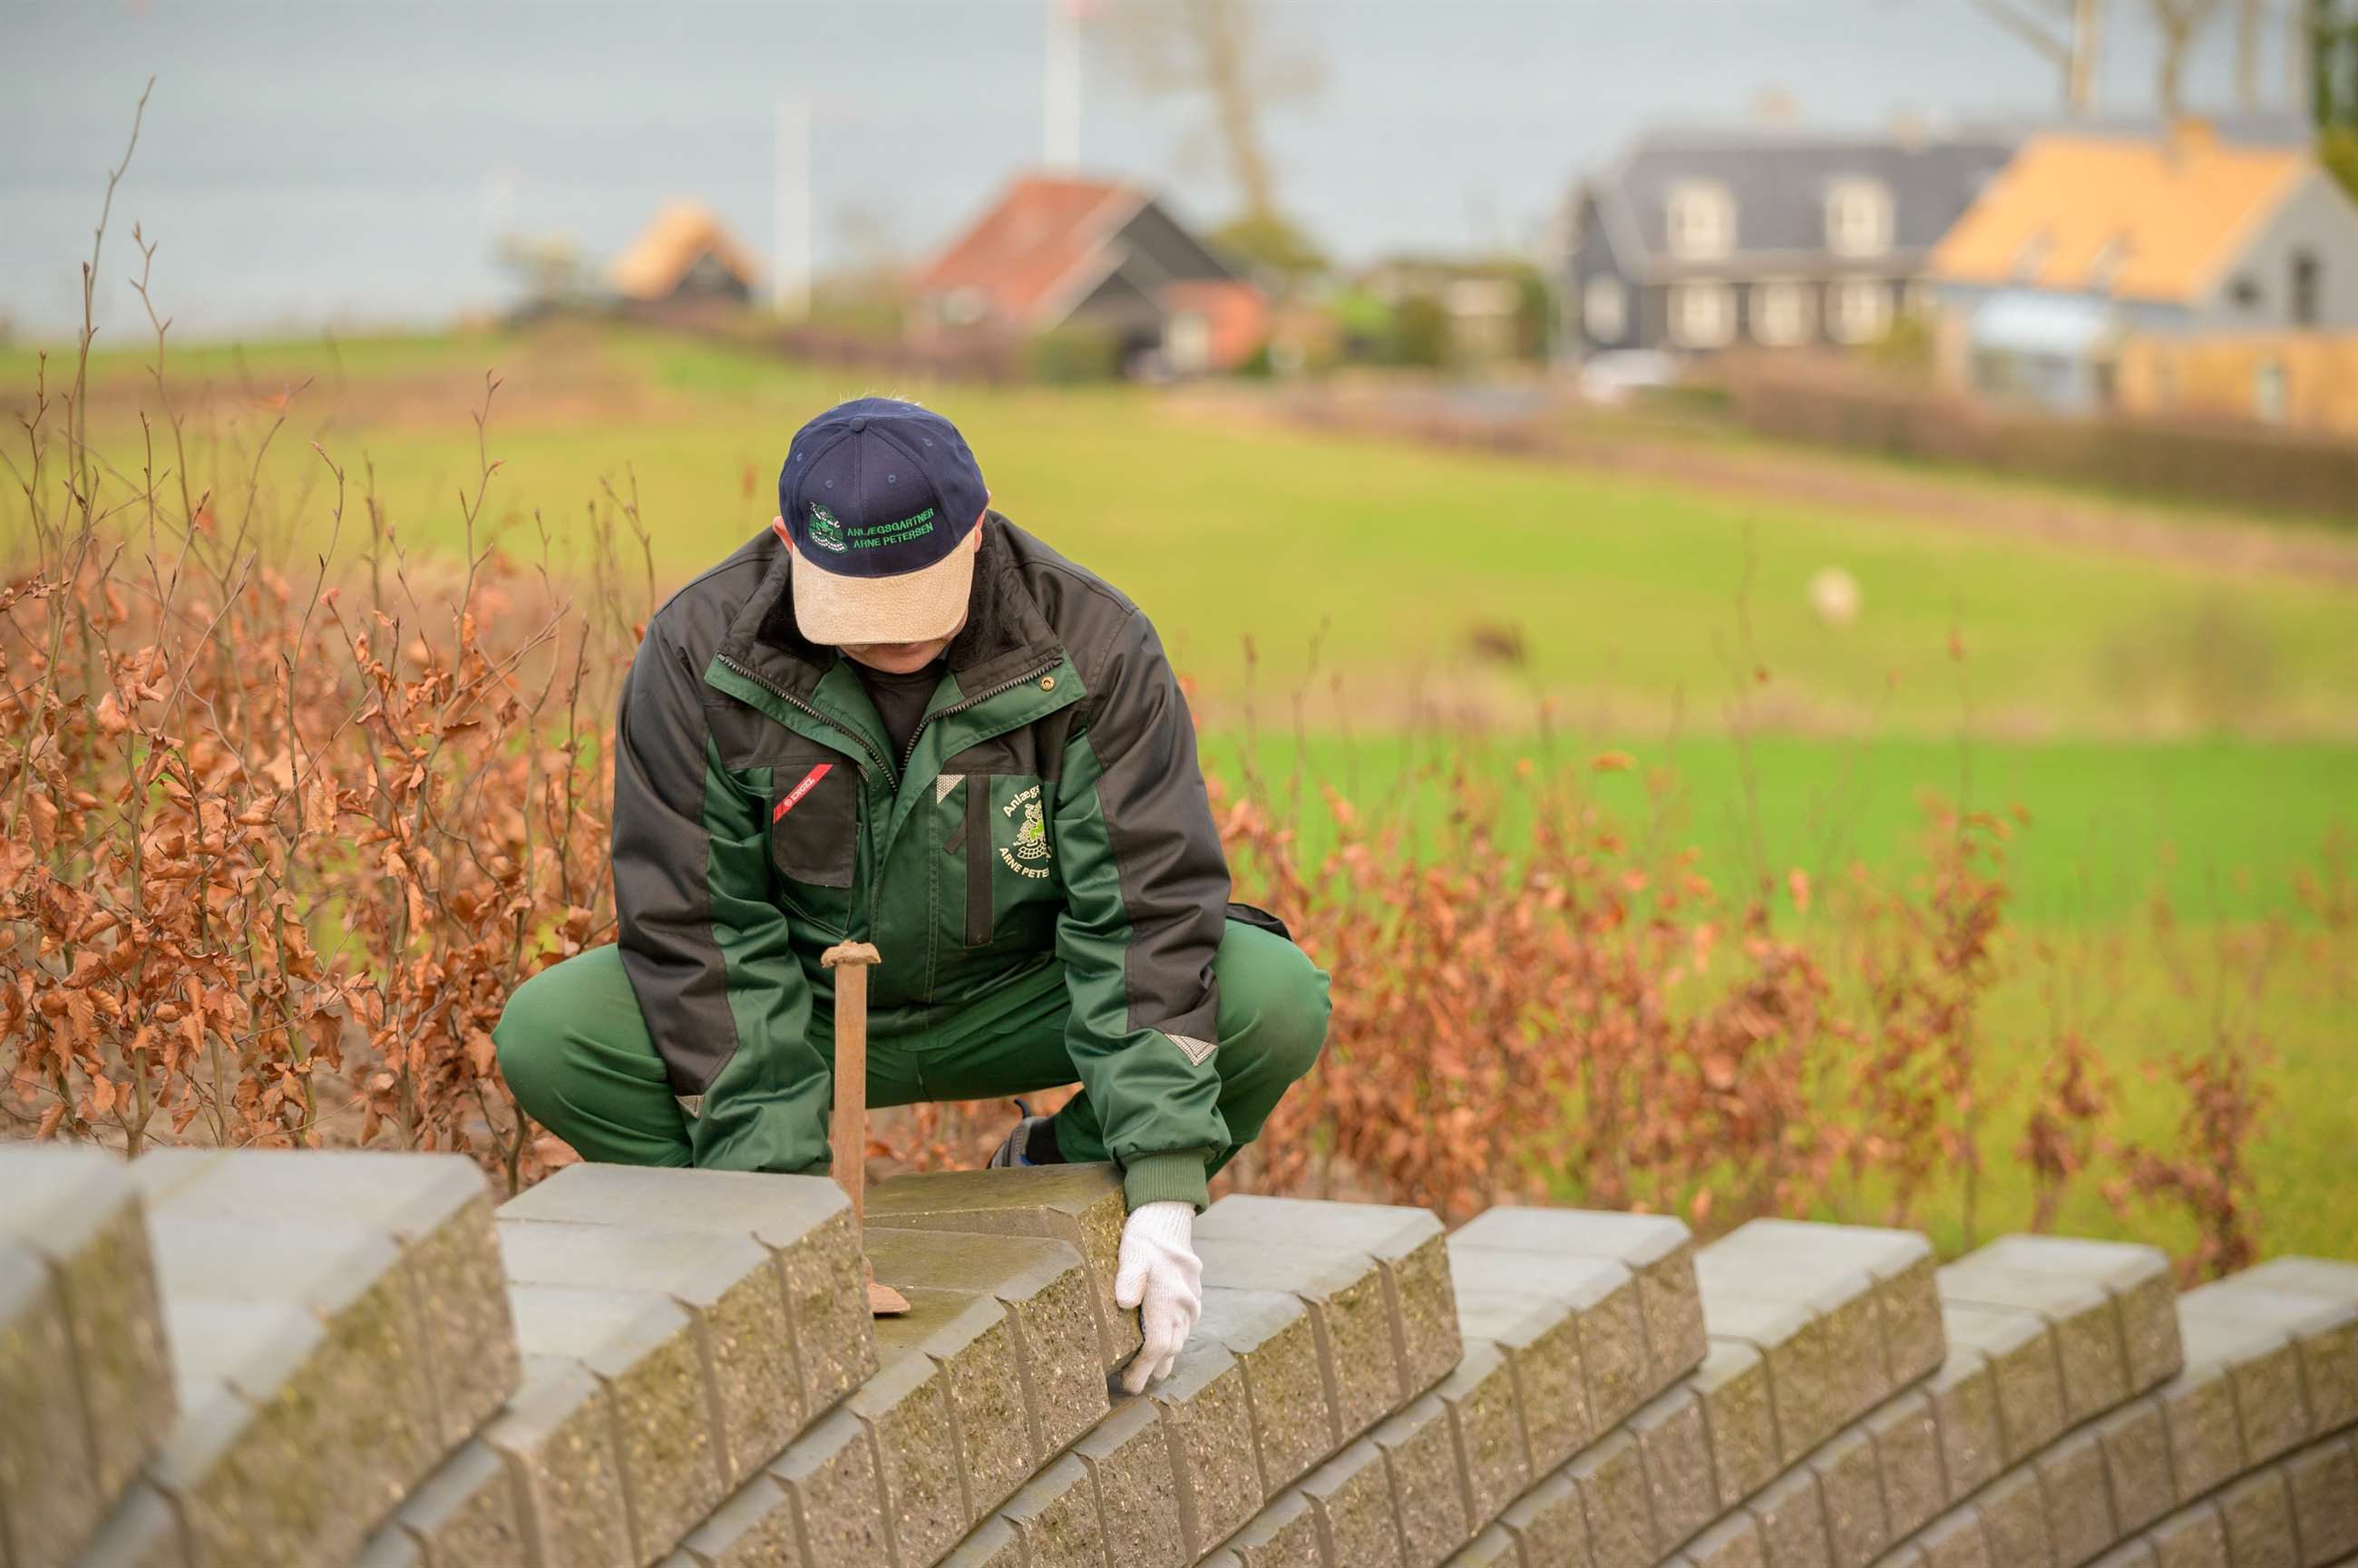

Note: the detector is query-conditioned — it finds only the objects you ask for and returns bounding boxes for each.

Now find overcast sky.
[0,0,2309,338]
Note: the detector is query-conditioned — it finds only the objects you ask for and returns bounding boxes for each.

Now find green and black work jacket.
[611,515,1229,1209]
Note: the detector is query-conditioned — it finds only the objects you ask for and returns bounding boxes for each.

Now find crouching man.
[494,397,1330,1392]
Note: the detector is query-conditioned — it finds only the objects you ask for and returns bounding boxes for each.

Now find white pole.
[775,92,811,320]
[1045,0,1081,170]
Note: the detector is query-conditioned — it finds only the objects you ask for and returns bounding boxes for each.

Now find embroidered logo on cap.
[806,504,848,552]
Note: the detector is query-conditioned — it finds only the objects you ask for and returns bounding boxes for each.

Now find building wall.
[2192,170,2358,332]
[2116,331,2358,433]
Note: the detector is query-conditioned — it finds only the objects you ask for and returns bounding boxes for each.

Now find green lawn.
[15,323,2354,1257]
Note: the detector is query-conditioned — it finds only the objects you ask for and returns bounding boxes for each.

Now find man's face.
[841,635,956,674]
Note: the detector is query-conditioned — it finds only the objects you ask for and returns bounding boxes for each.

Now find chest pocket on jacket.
[941,773,1059,949]
[769,757,857,930]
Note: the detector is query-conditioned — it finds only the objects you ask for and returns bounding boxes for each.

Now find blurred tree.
[1208,209,1330,290]
[1966,0,2107,112]
[2149,0,2227,115]
[1098,0,1322,227]
[493,233,595,318]
[2314,0,2358,196]
[1388,292,1447,368]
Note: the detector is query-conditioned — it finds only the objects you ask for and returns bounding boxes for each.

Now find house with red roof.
[911,174,1265,375]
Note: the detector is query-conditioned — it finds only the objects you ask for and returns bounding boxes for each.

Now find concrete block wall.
[4,1145,2351,1568]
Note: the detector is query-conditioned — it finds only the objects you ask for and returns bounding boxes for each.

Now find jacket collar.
[716,512,1064,701]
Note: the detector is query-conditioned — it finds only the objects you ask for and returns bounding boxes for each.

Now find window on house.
[2292,251,2321,326]
[2255,359,2287,422]
[1825,180,1894,258]
[1829,278,1892,345]
[1583,276,1628,343]
[1666,182,1735,260]
[1165,312,1212,373]
[1750,280,1813,346]
[1669,281,1735,348]
[2230,274,2263,310]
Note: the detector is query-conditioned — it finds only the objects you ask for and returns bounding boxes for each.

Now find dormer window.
[1667,182,1735,261]
[1825,179,1893,258]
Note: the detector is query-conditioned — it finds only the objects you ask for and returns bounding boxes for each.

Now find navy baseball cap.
[776,397,989,645]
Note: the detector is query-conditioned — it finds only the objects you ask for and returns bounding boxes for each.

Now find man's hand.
[1114,1200,1203,1394]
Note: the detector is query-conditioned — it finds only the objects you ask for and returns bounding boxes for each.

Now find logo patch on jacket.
[999,784,1052,878]
[774,762,833,821]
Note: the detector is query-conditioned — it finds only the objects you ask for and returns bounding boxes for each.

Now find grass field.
[12,322,2353,1256]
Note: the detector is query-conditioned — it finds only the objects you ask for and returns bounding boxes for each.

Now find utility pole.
[2070,0,2105,114]
[774,92,811,321]
[1045,0,1083,170]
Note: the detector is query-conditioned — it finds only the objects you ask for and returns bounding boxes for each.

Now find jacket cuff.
[1122,1151,1211,1213]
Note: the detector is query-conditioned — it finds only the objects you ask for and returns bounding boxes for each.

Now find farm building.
[612,201,762,307]
[911,174,1264,375]
[1926,122,2358,414]
[1565,127,2014,358]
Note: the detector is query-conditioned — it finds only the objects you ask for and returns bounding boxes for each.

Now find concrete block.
[483,1359,633,1568]
[2147,1503,2230,1568]
[1939,1258,2130,1425]
[1300,1439,1407,1568]
[1688,1513,1771,1568]
[1204,1195,1463,1399]
[2090,1548,2158,1568]
[868,1162,1142,1371]
[1866,1393,1947,1541]
[1195,1288,1336,1495]
[1924,1349,2005,1499]
[1497,1468,1592,1568]
[862,1227,1108,1457]
[1811,1428,1891,1568]
[2178,1305,2310,1470]
[1001,1455,1106,1568]
[873,1286,1033,1515]
[1456,1287,1592,1475]
[381,1440,527,1568]
[1374,1396,1470,1568]
[2158,1357,2249,1505]
[1709,1294,1834,1464]
[508,1281,725,1563]
[1451,1205,1708,1384]
[2187,1273,2358,1450]
[2217,1471,2298,1568]
[667,1475,801,1568]
[1194,1236,1401,1442]
[1915,1512,1993,1568]
[1076,1398,1185,1568]
[1143,1340,1264,1557]
[2285,1436,2358,1565]
[500,1163,874,1419]
[500,1221,802,1486]
[1452,1245,1654,1435]
[166,1150,517,1452]
[765,1406,891,1568]
[1747,1466,1832,1568]
[1940,1301,2067,1461]
[2035,1427,2118,1568]
[1230,1492,1324,1568]
[0,1244,105,1568]
[0,1144,175,1505]
[73,1485,187,1568]
[1703,1221,1943,1388]
[845,1347,968,1568]
[1699,1251,1888,1434]
[1453,1524,1520,1567]
[1975,1468,2054,1568]
[2096,1399,2179,1536]
[940,1519,1026,1568]
[1573,1430,1656,1568]
[1634,1385,1720,1553]
[1433,1342,1530,1529]
[1954,1237,2181,1397]
[1700,1339,1783,1510]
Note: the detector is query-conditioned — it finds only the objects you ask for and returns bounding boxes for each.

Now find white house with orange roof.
[1926,122,2358,411]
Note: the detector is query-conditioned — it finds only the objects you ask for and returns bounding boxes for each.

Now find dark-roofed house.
[912,174,1264,374]
[611,201,762,306]
[1567,129,2015,358]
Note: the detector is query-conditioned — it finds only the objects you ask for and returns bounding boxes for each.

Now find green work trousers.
[494,918,1329,1187]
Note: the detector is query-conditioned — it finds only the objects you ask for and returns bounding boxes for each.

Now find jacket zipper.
[900,657,1063,778]
[715,653,892,780]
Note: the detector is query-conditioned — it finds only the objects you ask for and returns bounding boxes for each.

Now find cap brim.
[792,541,976,646]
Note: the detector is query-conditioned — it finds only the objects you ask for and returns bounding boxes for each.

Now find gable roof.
[914,175,1152,325]
[612,202,762,300]
[1588,128,2017,278]
[1927,127,2312,304]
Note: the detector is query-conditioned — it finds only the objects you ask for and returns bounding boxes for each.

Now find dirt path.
[1178,384,2358,589]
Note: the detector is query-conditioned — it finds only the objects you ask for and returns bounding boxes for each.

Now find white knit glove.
[1114,1200,1203,1394]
